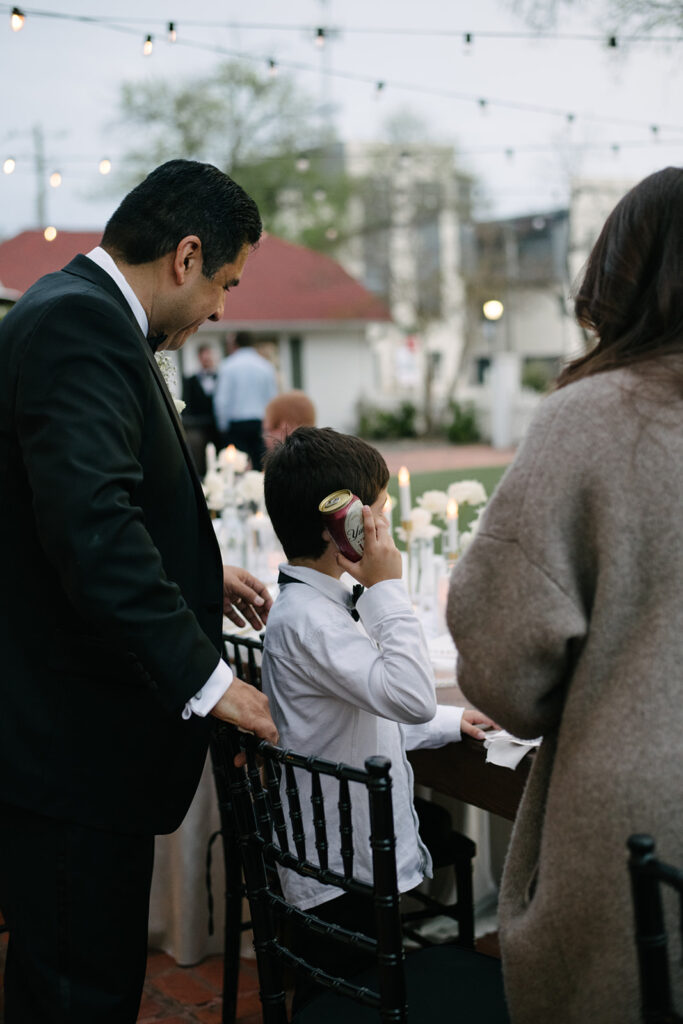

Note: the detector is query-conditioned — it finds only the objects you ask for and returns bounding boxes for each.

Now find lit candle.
[446,498,459,555]
[224,444,237,492]
[382,494,393,533]
[397,466,412,523]
[205,442,217,474]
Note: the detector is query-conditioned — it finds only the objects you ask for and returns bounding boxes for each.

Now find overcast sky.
[1,0,682,238]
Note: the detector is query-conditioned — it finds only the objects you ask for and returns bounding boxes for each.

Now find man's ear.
[172,235,202,284]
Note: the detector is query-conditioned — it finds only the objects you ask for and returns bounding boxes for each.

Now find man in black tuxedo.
[0,160,278,1023]
[182,343,220,474]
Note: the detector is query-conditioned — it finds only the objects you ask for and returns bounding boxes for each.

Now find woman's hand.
[461,708,500,741]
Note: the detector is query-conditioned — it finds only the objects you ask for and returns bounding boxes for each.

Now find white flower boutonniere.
[155,352,185,415]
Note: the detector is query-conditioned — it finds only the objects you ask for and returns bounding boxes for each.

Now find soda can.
[318,489,364,562]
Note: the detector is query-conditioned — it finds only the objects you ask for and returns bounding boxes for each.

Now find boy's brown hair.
[264,427,389,560]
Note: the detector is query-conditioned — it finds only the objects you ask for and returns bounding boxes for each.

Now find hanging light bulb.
[99,158,112,175]
[375,81,385,97]
[478,98,488,115]
[315,27,325,48]
[167,22,176,42]
[143,34,153,56]
[49,171,62,188]
[267,58,278,77]
[463,32,473,55]
[10,7,25,32]
[650,124,660,142]
[3,157,16,174]
[44,226,58,242]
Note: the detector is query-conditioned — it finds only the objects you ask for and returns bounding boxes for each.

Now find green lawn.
[386,464,508,539]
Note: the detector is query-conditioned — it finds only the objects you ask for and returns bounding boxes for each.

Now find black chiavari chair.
[207,632,264,1024]
[628,834,683,1024]
[213,723,509,1023]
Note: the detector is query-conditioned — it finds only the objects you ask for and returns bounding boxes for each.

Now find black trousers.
[0,801,154,1024]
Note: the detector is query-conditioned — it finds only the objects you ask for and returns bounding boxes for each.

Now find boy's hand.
[461,708,500,741]
[336,505,402,588]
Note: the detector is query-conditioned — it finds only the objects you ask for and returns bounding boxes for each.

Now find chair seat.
[293,943,509,1023]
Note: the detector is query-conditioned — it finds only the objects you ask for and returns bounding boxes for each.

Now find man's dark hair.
[233,331,253,348]
[264,427,389,560]
[101,159,262,279]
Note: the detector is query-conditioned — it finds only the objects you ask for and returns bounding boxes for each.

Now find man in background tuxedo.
[0,160,278,1023]
[182,343,220,475]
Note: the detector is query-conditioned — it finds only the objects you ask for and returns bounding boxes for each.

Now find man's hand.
[223,565,273,630]
[335,505,402,588]
[210,676,278,745]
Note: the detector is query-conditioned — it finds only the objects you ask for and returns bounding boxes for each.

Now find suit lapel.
[61,255,209,511]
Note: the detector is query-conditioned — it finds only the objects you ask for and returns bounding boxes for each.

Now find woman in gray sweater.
[447,166,683,1023]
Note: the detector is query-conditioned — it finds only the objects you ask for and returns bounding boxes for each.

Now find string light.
[98,157,112,175]
[49,171,62,188]
[463,32,473,54]
[43,226,57,242]
[143,33,153,56]
[314,27,325,48]
[2,157,16,174]
[375,80,385,96]
[10,7,25,31]
[607,35,618,48]
[267,58,278,76]
[650,124,660,140]
[167,21,176,42]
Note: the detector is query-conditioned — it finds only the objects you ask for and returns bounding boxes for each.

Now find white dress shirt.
[85,247,232,719]
[261,564,464,910]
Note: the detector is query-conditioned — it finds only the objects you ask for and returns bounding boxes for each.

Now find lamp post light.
[483,297,516,449]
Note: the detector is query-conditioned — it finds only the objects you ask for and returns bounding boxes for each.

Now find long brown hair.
[557,167,683,389]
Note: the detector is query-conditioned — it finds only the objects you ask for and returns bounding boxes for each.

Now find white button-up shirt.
[261,564,463,910]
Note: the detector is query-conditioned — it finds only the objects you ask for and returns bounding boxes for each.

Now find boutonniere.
[155,352,186,414]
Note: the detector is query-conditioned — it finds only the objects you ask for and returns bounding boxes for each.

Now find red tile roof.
[0,230,391,324]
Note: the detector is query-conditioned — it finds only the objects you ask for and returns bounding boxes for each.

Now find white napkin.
[483,730,541,770]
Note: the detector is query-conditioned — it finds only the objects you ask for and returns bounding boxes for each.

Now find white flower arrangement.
[154,352,185,414]
[447,479,487,508]
[236,470,265,507]
[416,489,449,518]
[396,506,441,542]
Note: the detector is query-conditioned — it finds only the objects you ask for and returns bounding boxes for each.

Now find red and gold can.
[318,489,365,562]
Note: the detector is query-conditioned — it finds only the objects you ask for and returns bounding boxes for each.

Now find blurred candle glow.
[397,466,411,522]
[446,499,459,554]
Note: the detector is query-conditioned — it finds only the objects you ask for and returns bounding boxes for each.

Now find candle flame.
[447,499,459,518]
[225,444,236,462]
[398,466,410,486]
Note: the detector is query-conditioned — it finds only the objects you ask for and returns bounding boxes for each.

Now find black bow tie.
[278,571,365,620]
[147,333,167,353]
[350,584,365,621]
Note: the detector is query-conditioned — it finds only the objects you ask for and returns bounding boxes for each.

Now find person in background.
[263,389,316,451]
[0,159,277,1024]
[447,166,683,1023]
[214,330,277,470]
[182,342,220,475]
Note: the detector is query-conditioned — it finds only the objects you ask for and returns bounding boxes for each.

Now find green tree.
[508,0,683,32]
[113,61,354,249]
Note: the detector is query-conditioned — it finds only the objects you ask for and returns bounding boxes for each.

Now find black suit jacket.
[0,256,224,834]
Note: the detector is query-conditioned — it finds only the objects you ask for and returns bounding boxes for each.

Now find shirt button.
[195,689,203,700]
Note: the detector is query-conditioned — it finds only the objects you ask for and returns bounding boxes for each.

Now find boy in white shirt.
[262,427,493,1004]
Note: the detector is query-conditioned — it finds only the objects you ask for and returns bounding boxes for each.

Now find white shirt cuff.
[403,705,464,750]
[181,659,233,720]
